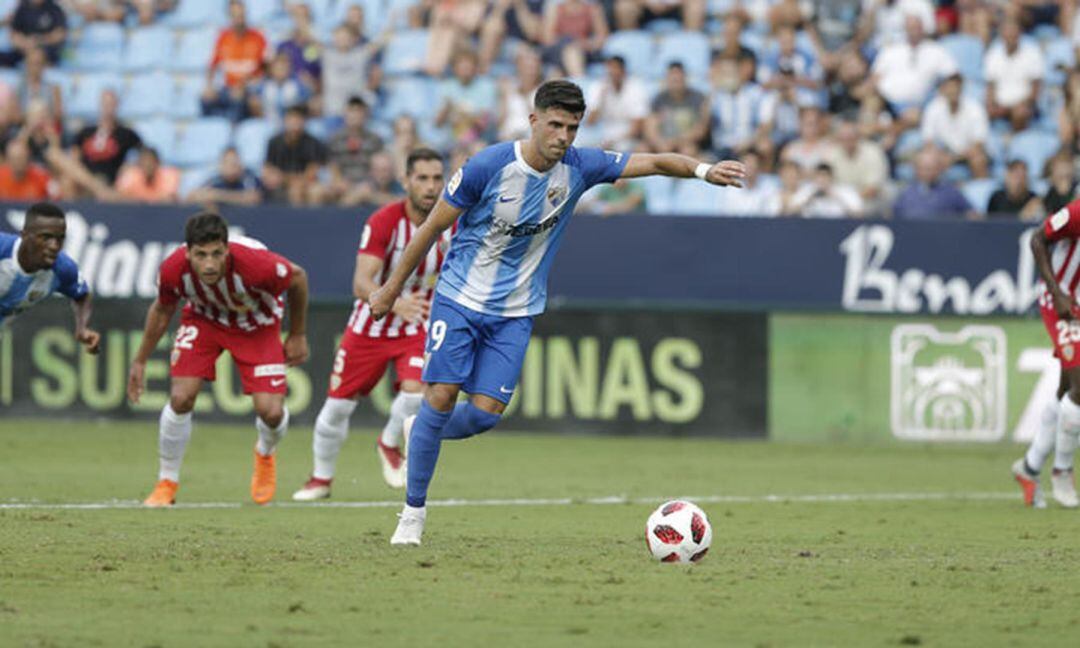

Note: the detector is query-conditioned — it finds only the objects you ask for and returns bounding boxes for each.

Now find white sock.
[1054,394,1080,471]
[1025,399,1059,473]
[158,404,192,482]
[313,398,357,480]
[255,407,290,456]
[380,391,423,448]
[402,503,426,519]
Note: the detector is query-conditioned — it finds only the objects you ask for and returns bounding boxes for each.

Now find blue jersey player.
[368,80,745,545]
[0,202,99,353]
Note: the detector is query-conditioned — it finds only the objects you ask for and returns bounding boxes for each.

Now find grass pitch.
[2,420,1079,647]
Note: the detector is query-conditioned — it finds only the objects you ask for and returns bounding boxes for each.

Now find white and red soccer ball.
[645,500,712,563]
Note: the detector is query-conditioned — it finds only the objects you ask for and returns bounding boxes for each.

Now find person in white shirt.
[861,0,935,45]
[715,150,776,216]
[586,55,649,150]
[984,16,1043,131]
[920,73,990,178]
[789,162,865,217]
[824,119,890,214]
[870,14,957,126]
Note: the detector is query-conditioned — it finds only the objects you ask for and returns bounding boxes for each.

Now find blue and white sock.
[405,401,453,508]
[440,402,501,440]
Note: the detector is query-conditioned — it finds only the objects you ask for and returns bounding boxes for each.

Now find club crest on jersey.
[447,168,463,195]
[1065,344,1076,362]
[547,185,568,207]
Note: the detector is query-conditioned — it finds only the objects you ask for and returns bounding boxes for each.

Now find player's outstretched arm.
[127,299,178,404]
[70,293,100,355]
[284,262,310,366]
[369,198,462,321]
[619,153,746,187]
[1031,227,1074,319]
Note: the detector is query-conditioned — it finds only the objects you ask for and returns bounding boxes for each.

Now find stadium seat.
[1007,129,1061,180]
[302,0,335,29]
[894,130,923,160]
[244,0,285,27]
[645,19,681,35]
[639,175,674,215]
[383,76,437,120]
[1043,37,1074,86]
[66,73,123,120]
[382,30,429,76]
[174,118,232,168]
[961,178,998,213]
[169,27,218,73]
[119,72,172,120]
[602,31,654,79]
[66,23,124,71]
[386,0,421,29]
[122,25,174,72]
[169,74,204,120]
[667,179,722,216]
[164,0,228,28]
[234,118,273,169]
[0,27,10,50]
[179,164,218,198]
[653,31,711,80]
[133,117,177,161]
[939,34,984,83]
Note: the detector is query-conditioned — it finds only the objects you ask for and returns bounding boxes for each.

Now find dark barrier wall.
[0,300,767,437]
[0,204,1038,314]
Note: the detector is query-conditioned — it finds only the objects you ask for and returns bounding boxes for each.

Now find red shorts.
[1040,295,1080,369]
[327,331,425,399]
[169,315,287,394]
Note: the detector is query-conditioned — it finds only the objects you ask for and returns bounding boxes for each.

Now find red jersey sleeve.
[234,244,294,295]
[357,203,402,260]
[156,247,187,307]
[1045,200,1080,242]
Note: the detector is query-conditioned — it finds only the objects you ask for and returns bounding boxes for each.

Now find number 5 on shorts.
[429,320,447,351]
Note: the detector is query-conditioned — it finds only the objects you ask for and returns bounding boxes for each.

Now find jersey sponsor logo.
[253,363,286,377]
[1051,208,1070,231]
[492,214,561,238]
[447,168,463,196]
[408,356,424,368]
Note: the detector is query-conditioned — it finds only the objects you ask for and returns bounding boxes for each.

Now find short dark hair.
[185,212,229,248]
[606,55,626,69]
[815,162,834,175]
[405,147,443,175]
[285,104,307,119]
[25,202,64,226]
[1007,159,1028,171]
[347,95,368,109]
[667,61,685,73]
[534,80,586,115]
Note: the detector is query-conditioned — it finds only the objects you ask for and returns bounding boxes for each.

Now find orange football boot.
[143,479,179,507]
[251,448,277,505]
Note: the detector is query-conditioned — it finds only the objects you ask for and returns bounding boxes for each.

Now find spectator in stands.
[644,62,709,157]
[17,98,61,167]
[892,145,975,219]
[613,0,705,32]
[1043,152,1077,214]
[824,119,889,214]
[987,159,1041,219]
[422,0,487,76]
[870,14,957,128]
[2,0,67,67]
[1059,68,1080,154]
[115,146,180,204]
[322,96,385,205]
[788,163,865,217]
[341,2,366,37]
[583,178,646,216]
[389,115,420,180]
[585,55,648,151]
[766,0,812,32]
[810,0,864,56]
[263,105,326,205]
[984,15,1044,131]
[856,90,898,151]
[248,51,311,128]
[129,0,177,26]
[276,3,321,94]
[827,50,872,119]
[347,150,404,207]
[187,147,263,207]
[760,26,823,95]
[710,51,770,160]
[0,138,55,200]
[16,47,61,126]
[715,150,775,217]
[861,0,935,45]
[71,89,142,186]
[202,0,267,123]
[761,66,809,153]
[781,106,833,173]
[762,158,807,216]
[436,49,498,146]
[920,73,990,178]
[497,46,543,141]
[68,0,126,23]
[320,24,386,119]
[540,0,608,77]
[479,0,544,73]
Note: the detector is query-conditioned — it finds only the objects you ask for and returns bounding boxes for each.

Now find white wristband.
[694,163,710,180]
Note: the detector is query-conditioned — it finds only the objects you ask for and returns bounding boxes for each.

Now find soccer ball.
[645,500,712,563]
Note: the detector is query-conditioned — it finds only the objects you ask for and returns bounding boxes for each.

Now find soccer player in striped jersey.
[127,212,310,507]
[292,148,451,500]
[368,79,746,545]
[0,202,99,353]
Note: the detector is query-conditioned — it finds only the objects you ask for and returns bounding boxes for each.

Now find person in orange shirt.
[116,147,180,203]
[202,0,267,122]
[0,138,56,201]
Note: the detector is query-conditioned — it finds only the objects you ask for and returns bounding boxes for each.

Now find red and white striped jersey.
[157,239,293,331]
[346,200,452,338]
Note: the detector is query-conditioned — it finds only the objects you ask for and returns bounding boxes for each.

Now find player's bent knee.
[169,392,198,414]
[424,384,459,412]
[255,402,285,428]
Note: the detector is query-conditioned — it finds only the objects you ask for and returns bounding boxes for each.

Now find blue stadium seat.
[602,31,654,79]
[168,75,204,120]
[1007,129,1061,180]
[667,179,721,216]
[164,0,228,28]
[174,117,232,167]
[67,23,124,71]
[382,30,429,76]
[383,76,437,119]
[939,34,984,82]
[961,178,998,213]
[234,118,273,169]
[0,27,10,50]
[179,164,219,198]
[123,25,174,72]
[301,0,335,29]
[386,0,421,29]
[653,31,710,80]
[1043,37,1074,86]
[639,175,674,215]
[244,0,285,27]
[133,118,177,161]
[119,72,172,120]
[646,19,681,35]
[66,73,123,119]
[169,27,218,73]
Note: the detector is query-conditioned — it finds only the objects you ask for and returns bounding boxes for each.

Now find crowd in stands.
[0,0,1077,219]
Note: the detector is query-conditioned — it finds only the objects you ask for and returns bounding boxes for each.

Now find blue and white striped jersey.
[0,232,88,326]
[439,141,628,317]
